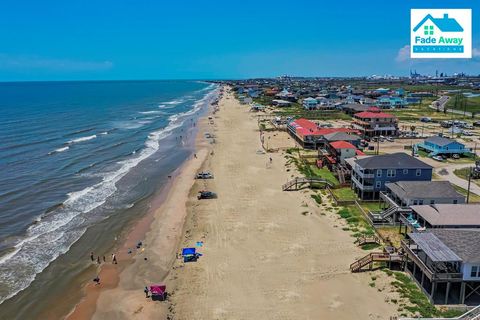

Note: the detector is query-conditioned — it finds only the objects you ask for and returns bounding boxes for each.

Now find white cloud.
[473,48,480,58]
[0,54,113,72]
[395,45,411,62]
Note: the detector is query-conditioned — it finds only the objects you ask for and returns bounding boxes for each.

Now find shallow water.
[0,80,218,316]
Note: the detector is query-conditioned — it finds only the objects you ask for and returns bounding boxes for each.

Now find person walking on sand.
[90,251,94,261]
[194,153,197,159]
[144,286,149,298]
[112,253,117,264]
[103,256,106,262]
[97,256,101,264]
[93,276,100,286]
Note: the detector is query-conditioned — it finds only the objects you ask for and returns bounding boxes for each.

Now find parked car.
[452,154,460,159]
[473,121,480,127]
[463,131,474,136]
[432,155,444,162]
[197,191,217,200]
[386,137,394,142]
[195,172,214,179]
[420,117,432,123]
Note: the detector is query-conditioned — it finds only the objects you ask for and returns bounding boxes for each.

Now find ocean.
[0,80,218,317]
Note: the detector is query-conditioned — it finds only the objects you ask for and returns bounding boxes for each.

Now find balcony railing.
[401,240,463,281]
[352,175,374,191]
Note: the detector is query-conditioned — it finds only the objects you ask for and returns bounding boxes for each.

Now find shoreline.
[64,94,216,320]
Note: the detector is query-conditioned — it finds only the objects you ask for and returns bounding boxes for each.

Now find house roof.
[330,141,356,150]
[432,229,480,264]
[354,152,432,169]
[342,104,370,112]
[354,111,395,119]
[323,132,360,142]
[425,136,463,147]
[290,119,360,137]
[413,14,464,33]
[408,232,462,262]
[385,181,463,200]
[411,204,480,227]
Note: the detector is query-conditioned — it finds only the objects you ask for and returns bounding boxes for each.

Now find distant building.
[287,118,360,149]
[271,99,291,107]
[416,136,468,156]
[352,111,398,137]
[302,97,318,110]
[376,96,407,109]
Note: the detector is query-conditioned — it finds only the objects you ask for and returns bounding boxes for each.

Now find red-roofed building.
[287,118,360,149]
[328,141,357,165]
[353,111,398,137]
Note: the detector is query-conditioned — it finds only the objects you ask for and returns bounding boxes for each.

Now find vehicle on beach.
[195,172,214,179]
[197,190,217,200]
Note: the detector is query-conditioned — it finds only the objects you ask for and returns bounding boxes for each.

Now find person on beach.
[103,256,106,262]
[194,153,197,159]
[90,252,94,261]
[97,256,101,264]
[112,253,117,264]
[144,286,149,298]
[93,276,100,285]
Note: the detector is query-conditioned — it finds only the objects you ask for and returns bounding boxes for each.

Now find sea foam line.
[0,84,219,305]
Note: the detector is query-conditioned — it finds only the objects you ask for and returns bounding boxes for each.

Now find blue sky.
[0,0,478,80]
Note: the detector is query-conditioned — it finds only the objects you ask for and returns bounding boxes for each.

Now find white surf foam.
[0,84,220,305]
[67,134,97,144]
[48,146,70,155]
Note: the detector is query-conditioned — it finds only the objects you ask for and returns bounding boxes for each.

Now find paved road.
[430,95,479,119]
[430,160,480,197]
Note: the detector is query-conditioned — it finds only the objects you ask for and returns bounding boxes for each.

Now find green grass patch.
[336,206,374,237]
[331,187,357,201]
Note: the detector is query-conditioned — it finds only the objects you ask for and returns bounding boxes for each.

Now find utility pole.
[467,167,472,204]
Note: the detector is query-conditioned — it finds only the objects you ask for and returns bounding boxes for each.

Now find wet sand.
[68,87,398,319]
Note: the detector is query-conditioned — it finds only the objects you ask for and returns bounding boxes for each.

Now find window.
[424,25,434,36]
[413,200,418,205]
[416,169,421,176]
[403,169,408,175]
[471,266,478,278]
[419,200,424,205]
[376,169,382,177]
[453,200,458,204]
[375,181,382,188]
[430,200,435,205]
[387,169,396,177]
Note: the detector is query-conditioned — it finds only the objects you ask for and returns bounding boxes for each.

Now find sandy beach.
[66,87,400,320]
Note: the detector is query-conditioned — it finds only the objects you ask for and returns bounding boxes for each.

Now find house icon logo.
[410,9,472,59]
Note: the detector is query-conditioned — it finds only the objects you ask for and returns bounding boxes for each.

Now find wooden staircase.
[350,252,401,272]
[282,177,332,191]
[355,235,381,246]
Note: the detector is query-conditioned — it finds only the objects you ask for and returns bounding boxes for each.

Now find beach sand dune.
[166,89,397,320]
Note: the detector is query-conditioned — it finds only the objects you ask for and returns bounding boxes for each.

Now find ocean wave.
[67,134,97,144]
[0,84,220,305]
[48,146,70,155]
[138,110,166,115]
[162,99,183,105]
